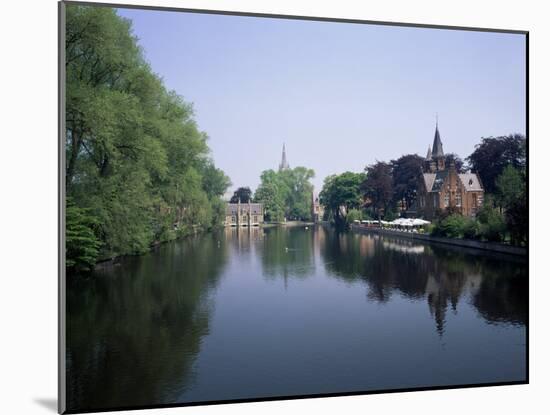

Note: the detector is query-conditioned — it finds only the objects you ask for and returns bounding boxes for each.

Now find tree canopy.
[445,153,466,173]
[254,167,315,222]
[466,134,526,194]
[320,172,366,227]
[65,5,231,270]
[230,187,252,203]
[362,162,393,218]
[391,154,424,211]
[496,166,527,245]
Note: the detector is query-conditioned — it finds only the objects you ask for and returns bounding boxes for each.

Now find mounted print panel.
[59,1,528,413]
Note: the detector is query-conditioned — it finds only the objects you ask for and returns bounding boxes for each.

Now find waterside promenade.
[350,224,527,256]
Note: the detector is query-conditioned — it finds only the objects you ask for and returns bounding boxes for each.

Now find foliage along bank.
[65,6,231,271]
[253,167,315,222]
[319,134,527,245]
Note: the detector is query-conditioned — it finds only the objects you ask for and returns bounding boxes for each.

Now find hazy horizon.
[117,8,526,194]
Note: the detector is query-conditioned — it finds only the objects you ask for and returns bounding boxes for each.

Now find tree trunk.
[66,128,80,186]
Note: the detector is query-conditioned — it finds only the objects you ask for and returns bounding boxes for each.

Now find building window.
[253,215,257,222]
[231,216,236,222]
[477,194,483,206]
[472,193,477,206]
[433,194,437,207]
[455,193,462,207]
[444,193,450,207]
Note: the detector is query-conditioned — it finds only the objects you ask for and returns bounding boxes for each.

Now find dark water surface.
[66,226,527,411]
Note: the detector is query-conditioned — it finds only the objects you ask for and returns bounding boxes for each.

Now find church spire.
[426,145,432,159]
[279,143,289,171]
[432,120,444,158]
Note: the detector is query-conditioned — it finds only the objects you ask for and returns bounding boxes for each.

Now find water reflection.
[319,228,527,334]
[66,233,228,411]
[260,226,316,281]
[66,225,527,411]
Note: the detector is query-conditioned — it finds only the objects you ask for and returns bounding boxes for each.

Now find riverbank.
[262,220,316,227]
[93,225,209,271]
[350,224,527,256]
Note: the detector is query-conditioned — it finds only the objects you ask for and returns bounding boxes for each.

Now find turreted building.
[416,122,484,220]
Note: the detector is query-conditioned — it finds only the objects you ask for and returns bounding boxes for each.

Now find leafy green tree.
[444,153,466,173]
[362,162,393,219]
[281,167,315,220]
[254,167,315,222]
[391,154,423,211]
[466,134,526,194]
[230,187,252,203]
[200,161,232,200]
[496,165,527,245]
[496,165,525,209]
[254,180,285,222]
[66,198,101,271]
[65,5,231,268]
[346,209,363,225]
[504,187,527,246]
[320,172,366,228]
[476,199,506,242]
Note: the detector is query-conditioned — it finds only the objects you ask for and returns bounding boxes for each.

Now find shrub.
[66,199,102,271]
[384,209,397,221]
[504,190,527,246]
[346,208,363,225]
[431,214,467,238]
[479,215,506,242]
[425,223,436,235]
[462,217,480,240]
[477,203,506,242]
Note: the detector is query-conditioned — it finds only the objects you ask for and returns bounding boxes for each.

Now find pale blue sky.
[117,8,526,193]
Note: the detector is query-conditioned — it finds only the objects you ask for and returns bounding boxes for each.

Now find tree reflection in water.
[318,227,527,334]
[259,226,316,284]
[66,232,228,412]
[66,225,526,411]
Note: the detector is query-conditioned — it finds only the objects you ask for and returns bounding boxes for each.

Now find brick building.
[416,122,484,220]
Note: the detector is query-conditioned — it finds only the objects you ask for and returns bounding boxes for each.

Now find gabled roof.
[422,173,436,191]
[422,171,484,193]
[459,174,483,192]
[431,170,448,192]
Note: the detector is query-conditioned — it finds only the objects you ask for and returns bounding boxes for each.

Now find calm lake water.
[66,226,527,412]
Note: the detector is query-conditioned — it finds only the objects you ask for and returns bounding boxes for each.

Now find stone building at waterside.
[416,123,484,220]
[225,200,264,227]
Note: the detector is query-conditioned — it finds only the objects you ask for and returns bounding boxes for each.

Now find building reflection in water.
[316,226,526,335]
[223,224,527,336]
[67,224,526,412]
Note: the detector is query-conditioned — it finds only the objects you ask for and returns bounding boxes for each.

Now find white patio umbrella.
[391,218,410,226]
[402,219,414,227]
[412,218,430,226]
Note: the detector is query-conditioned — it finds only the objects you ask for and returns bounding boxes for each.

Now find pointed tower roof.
[432,121,444,158]
[426,145,432,159]
[279,143,289,171]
